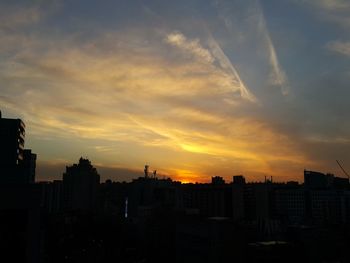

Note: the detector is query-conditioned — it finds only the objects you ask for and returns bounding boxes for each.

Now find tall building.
[304,170,333,189]
[274,187,306,224]
[232,175,245,220]
[0,184,44,263]
[233,175,246,185]
[21,149,37,183]
[0,111,37,184]
[211,176,225,185]
[0,111,42,262]
[63,157,100,211]
[304,169,349,190]
[0,111,25,183]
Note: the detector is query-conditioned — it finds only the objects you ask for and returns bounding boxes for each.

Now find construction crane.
[336,160,350,180]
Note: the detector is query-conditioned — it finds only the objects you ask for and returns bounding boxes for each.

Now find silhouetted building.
[232,176,246,221]
[303,169,350,224]
[40,180,63,213]
[175,217,235,263]
[233,175,246,185]
[99,180,130,217]
[308,190,336,224]
[304,170,334,189]
[274,187,306,224]
[0,111,25,183]
[211,176,225,185]
[20,149,37,183]
[128,176,175,219]
[0,184,44,263]
[333,176,349,190]
[63,158,100,211]
[304,170,349,190]
[244,183,273,221]
[0,111,44,262]
[180,183,232,217]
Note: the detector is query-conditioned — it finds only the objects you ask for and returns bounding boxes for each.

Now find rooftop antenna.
[336,160,350,180]
[144,165,149,178]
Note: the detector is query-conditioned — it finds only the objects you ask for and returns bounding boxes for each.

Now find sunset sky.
[1,0,349,183]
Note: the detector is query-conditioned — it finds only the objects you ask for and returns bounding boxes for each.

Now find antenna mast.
[336,160,350,180]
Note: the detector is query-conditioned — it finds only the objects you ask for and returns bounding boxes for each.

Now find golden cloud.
[0,24,310,182]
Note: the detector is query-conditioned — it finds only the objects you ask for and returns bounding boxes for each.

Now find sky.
[0,0,349,183]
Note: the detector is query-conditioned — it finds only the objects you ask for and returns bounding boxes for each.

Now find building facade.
[0,111,36,184]
[63,158,100,211]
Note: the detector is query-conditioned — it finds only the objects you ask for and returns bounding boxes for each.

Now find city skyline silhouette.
[1,110,350,263]
[1,1,350,262]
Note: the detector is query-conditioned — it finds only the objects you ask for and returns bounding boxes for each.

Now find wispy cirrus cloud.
[294,0,350,27]
[212,0,289,96]
[165,31,257,102]
[0,5,41,30]
[265,33,289,95]
[206,35,257,102]
[326,41,350,57]
[301,0,350,11]
[0,22,308,181]
[255,3,289,95]
[165,32,215,63]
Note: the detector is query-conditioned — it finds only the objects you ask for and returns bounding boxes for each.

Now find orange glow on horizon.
[169,169,209,184]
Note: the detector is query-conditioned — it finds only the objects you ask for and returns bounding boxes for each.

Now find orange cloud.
[0,22,311,182]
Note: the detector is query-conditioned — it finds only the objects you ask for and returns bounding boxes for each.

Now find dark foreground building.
[0,184,43,263]
[0,111,26,183]
[0,111,36,183]
[63,157,100,211]
[0,111,42,263]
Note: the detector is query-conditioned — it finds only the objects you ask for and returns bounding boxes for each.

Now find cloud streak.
[165,32,215,63]
[0,5,41,30]
[212,0,289,96]
[326,41,350,57]
[294,0,350,28]
[256,3,289,95]
[207,35,257,102]
[165,31,257,102]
